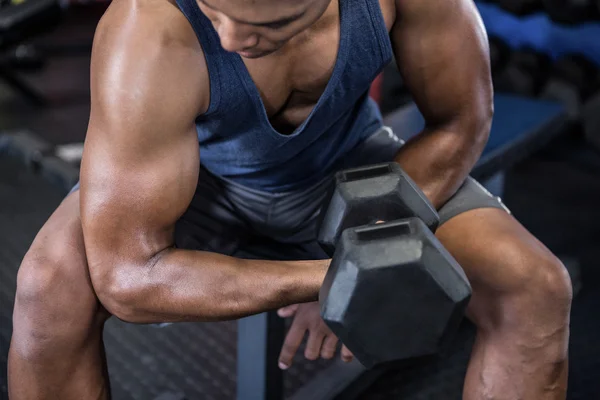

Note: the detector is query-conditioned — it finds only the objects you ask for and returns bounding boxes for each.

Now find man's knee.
[514,250,572,319]
[536,255,573,310]
[18,248,69,304]
[495,251,571,367]
[12,242,101,360]
[473,241,572,334]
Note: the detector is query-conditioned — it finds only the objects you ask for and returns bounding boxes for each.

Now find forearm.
[393,116,491,208]
[389,0,493,207]
[97,248,329,324]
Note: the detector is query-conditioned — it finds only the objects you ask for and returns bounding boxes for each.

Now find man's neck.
[281,0,339,53]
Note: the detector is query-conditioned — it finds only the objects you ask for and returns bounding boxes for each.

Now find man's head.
[197,0,333,58]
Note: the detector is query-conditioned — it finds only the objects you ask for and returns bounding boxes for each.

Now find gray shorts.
[173,127,508,261]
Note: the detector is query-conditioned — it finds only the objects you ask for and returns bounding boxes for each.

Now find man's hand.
[277,302,354,369]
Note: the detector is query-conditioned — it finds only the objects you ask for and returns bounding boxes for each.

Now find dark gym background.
[1,1,600,399]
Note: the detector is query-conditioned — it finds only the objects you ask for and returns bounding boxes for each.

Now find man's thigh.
[434,207,571,334]
[12,190,108,337]
[244,126,510,260]
[175,167,330,261]
[176,126,508,260]
[173,168,255,256]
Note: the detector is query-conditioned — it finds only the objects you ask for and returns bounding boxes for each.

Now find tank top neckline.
[231,0,350,139]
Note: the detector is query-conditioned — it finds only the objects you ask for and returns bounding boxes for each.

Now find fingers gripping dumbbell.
[317,162,472,368]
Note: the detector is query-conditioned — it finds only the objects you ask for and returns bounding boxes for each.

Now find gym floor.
[1,4,600,399]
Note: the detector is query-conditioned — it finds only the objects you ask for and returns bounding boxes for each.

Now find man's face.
[197,0,332,59]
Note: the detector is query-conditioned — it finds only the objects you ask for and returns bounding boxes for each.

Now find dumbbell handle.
[352,219,412,242]
[318,162,439,256]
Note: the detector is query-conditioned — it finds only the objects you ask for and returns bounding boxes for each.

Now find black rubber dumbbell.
[542,0,599,25]
[497,0,544,15]
[494,48,552,97]
[317,163,472,368]
[540,54,600,116]
[317,163,439,254]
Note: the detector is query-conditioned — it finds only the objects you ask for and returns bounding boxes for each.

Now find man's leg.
[436,207,571,399]
[8,191,111,400]
[8,166,259,399]
[333,126,569,397]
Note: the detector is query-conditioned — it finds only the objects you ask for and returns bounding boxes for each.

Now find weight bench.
[238,93,570,400]
[383,93,569,195]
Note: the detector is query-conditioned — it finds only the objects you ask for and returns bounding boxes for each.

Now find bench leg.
[237,312,285,400]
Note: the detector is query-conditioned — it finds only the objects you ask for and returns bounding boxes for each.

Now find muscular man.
[8,0,572,398]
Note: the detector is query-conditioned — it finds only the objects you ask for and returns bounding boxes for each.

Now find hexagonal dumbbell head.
[317,162,439,256]
[319,218,471,368]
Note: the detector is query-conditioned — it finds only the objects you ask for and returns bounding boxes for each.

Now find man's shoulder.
[91,0,210,119]
[377,0,397,33]
[94,0,202,55]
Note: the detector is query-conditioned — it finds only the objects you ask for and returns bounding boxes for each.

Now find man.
[8,0,572,398]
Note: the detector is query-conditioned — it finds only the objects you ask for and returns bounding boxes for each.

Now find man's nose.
[217,19,259,53]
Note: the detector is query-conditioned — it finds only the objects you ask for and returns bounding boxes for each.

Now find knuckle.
[321,325,333,335]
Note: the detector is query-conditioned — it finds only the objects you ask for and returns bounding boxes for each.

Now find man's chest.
[240,0,396,134]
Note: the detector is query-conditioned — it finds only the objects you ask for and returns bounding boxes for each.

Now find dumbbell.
[540,54,600,116]
[317,163,472,368]
[494,48,552,97]
[542,0,599,25]
[496,0,544,15]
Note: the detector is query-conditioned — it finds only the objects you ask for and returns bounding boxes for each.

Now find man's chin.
[237,49,277,59]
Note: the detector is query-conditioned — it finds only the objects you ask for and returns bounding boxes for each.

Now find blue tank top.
[175,0,393,192]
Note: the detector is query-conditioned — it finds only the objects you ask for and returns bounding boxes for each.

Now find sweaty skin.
[82,0,490,324]
[8,0,570,399]
[388,0,493,207]
[80,0,331,323]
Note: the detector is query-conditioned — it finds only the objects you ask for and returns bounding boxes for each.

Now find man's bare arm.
[390,0,493,208]
[80,0,327,324]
